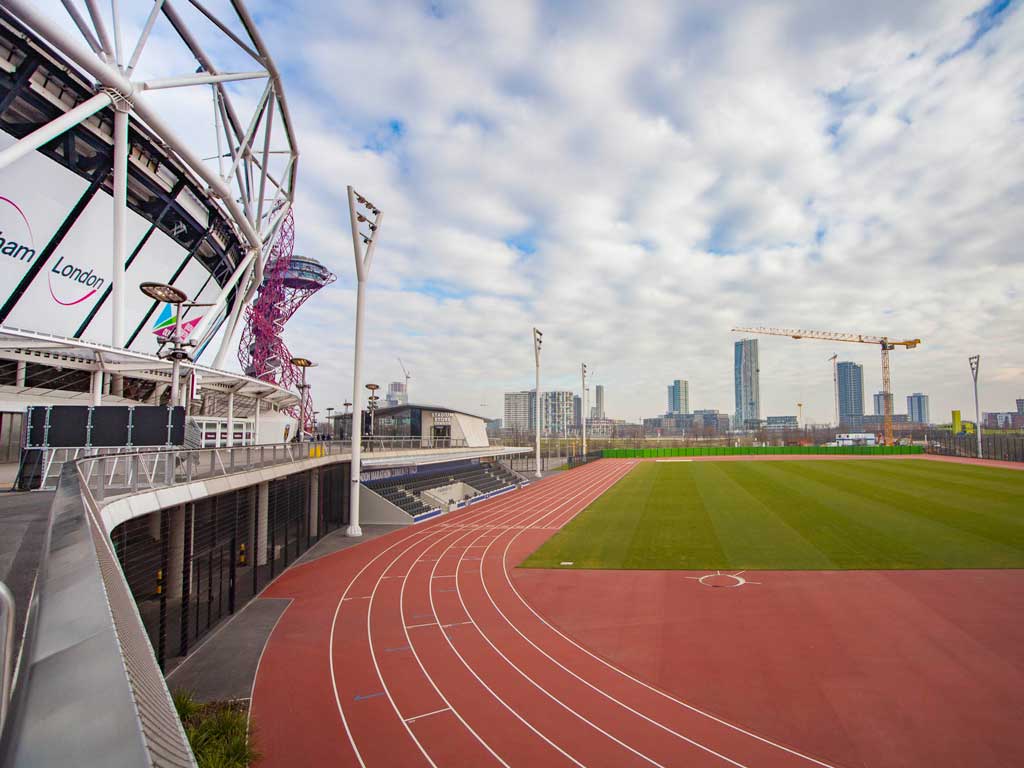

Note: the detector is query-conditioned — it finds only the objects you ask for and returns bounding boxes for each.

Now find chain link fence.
[926,433,1024,462]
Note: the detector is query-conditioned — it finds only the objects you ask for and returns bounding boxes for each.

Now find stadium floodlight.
[0,0,299,369]
[969,355,982,459]
[290,356,317,441]
[581,363,588,456]
[139,282,190,407]
[346,187,384,538]
[533,328,543,478]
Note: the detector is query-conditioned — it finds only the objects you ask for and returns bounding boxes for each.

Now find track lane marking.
[497,461,841,768]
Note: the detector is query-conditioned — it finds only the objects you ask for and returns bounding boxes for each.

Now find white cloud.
[245,0,1024,425]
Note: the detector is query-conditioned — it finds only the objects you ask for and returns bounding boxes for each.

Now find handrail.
[0,466,196,767]
[0,583,13,735]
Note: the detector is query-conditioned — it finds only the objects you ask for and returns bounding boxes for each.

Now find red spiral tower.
[238,211,336,433]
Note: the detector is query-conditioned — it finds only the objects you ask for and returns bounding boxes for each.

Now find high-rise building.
[837,361,864,427]
[907,393,930,424]
[667,379,690,415]
[573,394,582,430]
[594,385,606,419]
[734,339,760,427]
[873,391,893,417]
[1017,398,1024,415]
[543,390,575,436]
[385,381,408,407]
[503,390,535,433]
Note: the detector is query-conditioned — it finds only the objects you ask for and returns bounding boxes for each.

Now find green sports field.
[521,460,1024,570]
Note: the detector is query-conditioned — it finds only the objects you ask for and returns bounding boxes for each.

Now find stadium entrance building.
[337,404,491,448]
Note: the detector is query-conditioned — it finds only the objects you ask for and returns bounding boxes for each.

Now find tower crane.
[731,327,921,446]
[397,357,411,402]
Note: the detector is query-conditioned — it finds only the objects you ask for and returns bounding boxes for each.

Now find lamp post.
[366,383,380,436]
[326,406,335,439]
[969,355,982,459]
[139,282,191,406]
[347,186,384,538]
[581,362,588,456]
[290,357,316,441]
[533,327,543,478]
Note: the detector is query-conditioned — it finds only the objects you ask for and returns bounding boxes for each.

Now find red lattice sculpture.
[238,211,336,434]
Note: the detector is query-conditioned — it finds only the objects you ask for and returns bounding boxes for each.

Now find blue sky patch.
[939,0,1016,62]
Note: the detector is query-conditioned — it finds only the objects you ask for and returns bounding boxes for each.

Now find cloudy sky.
[43,0,1024,424]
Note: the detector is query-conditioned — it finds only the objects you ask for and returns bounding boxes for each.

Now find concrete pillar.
[90,369,103,406]
[167,504,188,599]
[254,397,262,445]
[257,481,269,566]
[148,509,161,541]
[150,384,166,404]
[226,390,235,447]
[15,360,26,388]
[308,468,320,538]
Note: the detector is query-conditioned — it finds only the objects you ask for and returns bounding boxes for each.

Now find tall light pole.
[140,282,190,407]
[346,186,383,538]
[290,357,316,440]
[366,383,380,436]
[533,327,543,478]
[581,362,588,456]
[969,355,982,459]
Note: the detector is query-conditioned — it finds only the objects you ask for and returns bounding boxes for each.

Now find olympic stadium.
[0,3,1022,768]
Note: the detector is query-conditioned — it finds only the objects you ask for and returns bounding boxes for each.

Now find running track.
[251,459,844,767]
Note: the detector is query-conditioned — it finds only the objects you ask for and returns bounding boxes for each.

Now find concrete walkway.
[0,490,55,662]
[165,524,397,702]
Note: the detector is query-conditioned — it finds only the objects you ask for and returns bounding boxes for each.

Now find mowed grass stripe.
[520,459,1024,571]
[738,462,1024,568]
[856,459,1024,506]
[692,464,836,569]
[779,460,1024,539]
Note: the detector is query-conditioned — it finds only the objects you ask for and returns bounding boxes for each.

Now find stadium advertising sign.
[0,131,207,350]
[0,133,89,300]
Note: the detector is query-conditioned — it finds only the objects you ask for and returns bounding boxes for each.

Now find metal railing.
[0,465,196,767]
[25,436,472,492]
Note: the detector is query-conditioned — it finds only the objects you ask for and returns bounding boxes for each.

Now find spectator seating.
[364,462,526,518]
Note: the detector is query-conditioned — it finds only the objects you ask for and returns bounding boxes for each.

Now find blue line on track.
[353,691,386,702]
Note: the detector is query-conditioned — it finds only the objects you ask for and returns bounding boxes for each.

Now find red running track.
[251,459,844,767]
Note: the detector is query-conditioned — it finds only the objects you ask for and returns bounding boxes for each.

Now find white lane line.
[397,522,512,768]
[417,472,635,768]
[457,462,672,768]
[406,622,438,629]
[329,527,447,768]
[497,462,840,768]
[325,464,619,768]
[406,707,452,724]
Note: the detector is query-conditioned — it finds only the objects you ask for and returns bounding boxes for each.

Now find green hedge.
[601,445,924,458]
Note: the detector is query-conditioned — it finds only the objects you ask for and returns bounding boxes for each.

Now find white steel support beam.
[112,107,129,349]
[14,361,25,388]
[226,390,235,447]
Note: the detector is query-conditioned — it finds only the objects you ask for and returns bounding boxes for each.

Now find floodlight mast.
[347,186,384,538]
[533,328,543,478]
[969,355,982,459]
[581,363,588,456]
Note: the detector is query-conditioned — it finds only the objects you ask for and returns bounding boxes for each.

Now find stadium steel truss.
[0,0,299,370]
